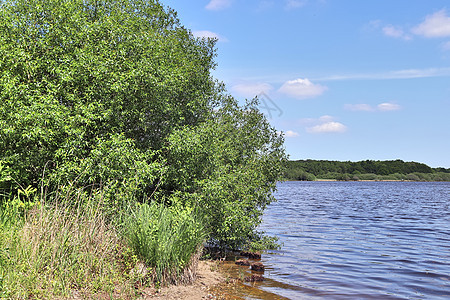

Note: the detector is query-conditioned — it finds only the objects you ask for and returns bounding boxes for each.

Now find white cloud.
[345,104,374,112]
[284,130,300,138]
[278,78,327,99]
[299,115,334,125]
[412,9,450,38]
[317,67,450,81]
[345,102,401,112]
[192,30,228,42]
[374,9,450,42]
[382,25,412,40]
[307,122,347,134]
[382,25,403,37]
[377,102,401,111]
[205,0,232,11]
[285,0,306,10]
[301,116,347,134]
[231,82,273,98]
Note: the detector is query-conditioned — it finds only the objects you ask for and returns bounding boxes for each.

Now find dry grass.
[1,199,135,299]
[0,189,208,299]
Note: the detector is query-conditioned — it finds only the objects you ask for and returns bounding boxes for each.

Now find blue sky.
[164,0,450,168]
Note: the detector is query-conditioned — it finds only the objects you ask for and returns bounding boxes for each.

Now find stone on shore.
[239,251,261,259]
[250,262,265,272]
[235,259,250,266]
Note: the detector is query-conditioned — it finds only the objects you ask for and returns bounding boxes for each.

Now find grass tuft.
[124,202,207,286]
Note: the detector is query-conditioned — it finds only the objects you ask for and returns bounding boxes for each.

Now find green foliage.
[285,159,449,181]
[244,233,282,252]
[124,202,206,285]
[0,161,12,191]
[0,0,286,265]
[284,167,315,181]
[163,98,286,249]
[50,134,165,212]
[0,0,216,191]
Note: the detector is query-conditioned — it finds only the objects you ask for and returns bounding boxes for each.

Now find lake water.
[220,181,450,299]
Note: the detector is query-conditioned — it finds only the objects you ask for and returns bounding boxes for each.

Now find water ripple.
[256,182,450,299]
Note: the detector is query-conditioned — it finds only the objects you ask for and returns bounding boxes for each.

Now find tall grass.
[124,202,207,286]
[0,185,210,298]
[0,190,135,299]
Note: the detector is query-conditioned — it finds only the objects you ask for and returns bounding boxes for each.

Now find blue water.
[257,181,450,299]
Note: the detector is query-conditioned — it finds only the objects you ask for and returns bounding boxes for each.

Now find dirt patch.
[139,260,225,300]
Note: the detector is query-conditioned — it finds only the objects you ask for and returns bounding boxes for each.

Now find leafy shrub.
[0,161,12,191]
[284,168,316,181]
[406,173,421,181]
[336,173,351,181]
[358,173,379,181]
[163,99,285,249]
[49,134,165,213]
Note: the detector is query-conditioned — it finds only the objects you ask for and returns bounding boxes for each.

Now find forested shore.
[284,160,450,181]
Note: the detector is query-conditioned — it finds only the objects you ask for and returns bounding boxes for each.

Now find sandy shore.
[139,261,226,300]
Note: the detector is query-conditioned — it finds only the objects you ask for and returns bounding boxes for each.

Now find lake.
[223,181,450,299]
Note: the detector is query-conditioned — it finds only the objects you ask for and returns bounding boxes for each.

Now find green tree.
[0,0,286,248]
[163,98,286,249]
[0,0,216,191]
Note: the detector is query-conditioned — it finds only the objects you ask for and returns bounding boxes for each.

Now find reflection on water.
[210,260,292,300]
[216,182,450,299]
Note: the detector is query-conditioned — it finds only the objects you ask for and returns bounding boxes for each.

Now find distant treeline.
[285,160,450,181]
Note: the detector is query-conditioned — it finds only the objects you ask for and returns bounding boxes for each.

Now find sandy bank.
[139,261,226,300]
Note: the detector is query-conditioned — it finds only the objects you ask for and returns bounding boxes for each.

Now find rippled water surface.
[253,181,450,299]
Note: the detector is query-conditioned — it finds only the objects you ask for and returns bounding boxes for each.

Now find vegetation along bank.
[284,159,450,181]
[0,0,286,298]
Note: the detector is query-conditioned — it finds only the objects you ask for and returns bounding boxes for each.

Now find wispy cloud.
[285,0,307,10]
[278,78,327,99]
[345,102,401,112]
[382,25,412,40]
[344,104,374,112]
[316,67,450,81]
[377,102,401,111]
[284,130,300,137]
[231,82,273,98]
[192,30,228,42]
[205,0,232,11]
[412,9,450,38]
[302,115,347,134]
[372,9,450,41]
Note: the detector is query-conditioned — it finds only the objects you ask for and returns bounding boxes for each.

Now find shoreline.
[315,179,409,182]
[285,179,449,182]
[139,260,226,299]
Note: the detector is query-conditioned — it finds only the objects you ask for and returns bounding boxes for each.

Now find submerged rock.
[250,262,265,272]
[239,251,261,259]
[244,274,265,282]
[235,259,250,266]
